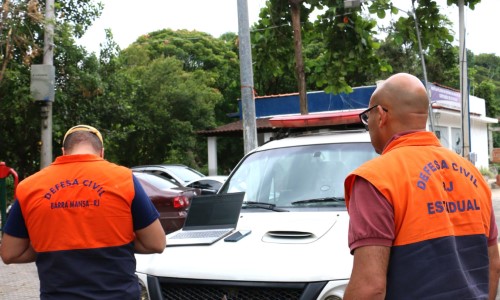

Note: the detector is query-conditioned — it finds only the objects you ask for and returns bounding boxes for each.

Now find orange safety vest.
[345,131,492,299]
[16,154,136,252]
[345,131,492,246]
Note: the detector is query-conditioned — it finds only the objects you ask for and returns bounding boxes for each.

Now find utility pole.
[458,0,471,161]
[40,0,55,168]
[411,0,435,133]
[237,0,258,154]
[289,0,308,115]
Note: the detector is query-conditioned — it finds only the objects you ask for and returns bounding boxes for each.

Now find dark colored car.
[186,176,228,195]
[132,164,205,187]
[133,171,197,234]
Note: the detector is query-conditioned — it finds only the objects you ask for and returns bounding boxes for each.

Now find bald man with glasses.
[343,73,500,299]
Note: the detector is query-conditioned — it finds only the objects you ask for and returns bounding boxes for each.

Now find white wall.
[431,108,493,170]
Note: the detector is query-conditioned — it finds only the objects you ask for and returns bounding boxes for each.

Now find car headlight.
[317,280,348,300]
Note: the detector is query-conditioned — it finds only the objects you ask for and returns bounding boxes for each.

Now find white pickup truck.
[136,110,378,300]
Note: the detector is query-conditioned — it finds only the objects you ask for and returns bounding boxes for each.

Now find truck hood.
[135,210,353,282]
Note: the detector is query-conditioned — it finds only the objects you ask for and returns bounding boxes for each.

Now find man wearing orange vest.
[344,73,500,299]
[0,125,166,299]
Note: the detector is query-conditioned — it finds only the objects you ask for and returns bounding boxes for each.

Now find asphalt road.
[1,188,500,299]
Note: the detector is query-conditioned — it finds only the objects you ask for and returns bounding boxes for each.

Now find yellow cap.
[62,125,103,146]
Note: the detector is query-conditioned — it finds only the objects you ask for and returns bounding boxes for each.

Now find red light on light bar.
[269,109,365,128]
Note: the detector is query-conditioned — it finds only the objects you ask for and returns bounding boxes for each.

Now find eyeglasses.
[359,105,388,126]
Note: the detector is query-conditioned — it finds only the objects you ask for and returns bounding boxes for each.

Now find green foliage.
[129,29,241,125]
[251,0,305,95]
[1,20,244,177]
[478,166,494,178]
[475,81,499,116]
[0,2,105,178]
[391,0,454,50]
[0,0,44,83]
[0,65,41,178]
[251,0,478,96]
[376,0,456,83]
[425,44,460,87]
[252,0,392,95]
[309,0,391,94]
[107,33,243,170]
[493,132,500,148]
[469,54,500,117]
[110,30,244,171]
[446,0,482,9]
[4,176,16,206]
[54,0,103,38]
[0,0,102,84]
[2,0,497,182]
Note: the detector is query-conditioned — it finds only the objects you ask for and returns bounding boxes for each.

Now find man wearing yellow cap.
[1,125,166,300]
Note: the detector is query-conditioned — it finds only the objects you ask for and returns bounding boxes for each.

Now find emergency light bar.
[269,109,365,128]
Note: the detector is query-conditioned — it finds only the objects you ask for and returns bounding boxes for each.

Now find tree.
[377,0,457,85]
[470,54,500,118]
[251,1,298,95]
[113,30,244,173]
[251,0,487,96]
[131,29,241,124]
[3,0,493,179]
[470,54,500,107]
[0,0,44,84]
[475,80,499,117]
[0,0,102,86]
[0,23,105,178]
[310,0,390,92]
[0,0,103,178]
[252,0,391,96]
[109,39,226,169]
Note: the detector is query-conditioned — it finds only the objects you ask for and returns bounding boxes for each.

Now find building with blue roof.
[199,83,497,175]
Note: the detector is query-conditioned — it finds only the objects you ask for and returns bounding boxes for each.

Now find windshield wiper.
[291,197,345,205]
[242,201,288,212]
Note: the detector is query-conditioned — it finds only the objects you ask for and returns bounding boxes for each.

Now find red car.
[133,171,197,234]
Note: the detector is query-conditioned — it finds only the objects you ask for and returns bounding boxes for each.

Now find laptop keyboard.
[171,230,229,239]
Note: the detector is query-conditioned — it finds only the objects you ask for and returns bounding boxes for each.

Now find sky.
[77,0,500,57]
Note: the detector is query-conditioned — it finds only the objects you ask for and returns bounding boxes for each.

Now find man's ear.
[378,106,388,127]
[100,148,105,158]
[62,147,66,155]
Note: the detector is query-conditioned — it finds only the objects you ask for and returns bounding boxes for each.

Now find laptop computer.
[166,192,245,247]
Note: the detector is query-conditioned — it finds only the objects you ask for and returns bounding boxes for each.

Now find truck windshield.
[220,142,378,208]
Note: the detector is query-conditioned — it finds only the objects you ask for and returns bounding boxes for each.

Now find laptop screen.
[183,192,245,230]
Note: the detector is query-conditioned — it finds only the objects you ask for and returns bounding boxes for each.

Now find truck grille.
[162,284,302,299]
[148,277,327,300]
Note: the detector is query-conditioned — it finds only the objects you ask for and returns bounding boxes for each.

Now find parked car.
[135,110,379,300]
[133,171,197,234]
[131,164,205,187]
[185,175,228,195]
